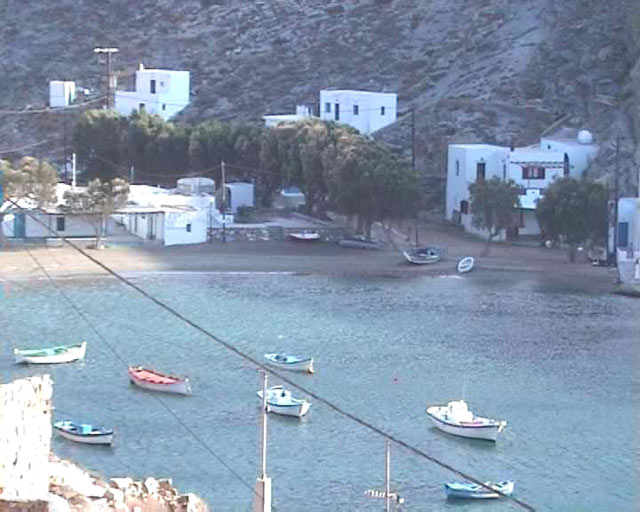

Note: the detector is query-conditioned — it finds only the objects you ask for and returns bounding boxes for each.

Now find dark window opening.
[380,106,386,116]
[502,163,507,180]
[353,105,359,115]
[162,104,166,111]
[618,222,629,247]
[186,223,192,233]
[476,162,486,181]
[563,154,570,176]
[334,103,340,121]
[455,160,460,177]
[324,102,331,113]
[139,103,146,111]
[460,200,469,215]
[150,80,156,94]
[522,166,545,179]
[56,216,65,231]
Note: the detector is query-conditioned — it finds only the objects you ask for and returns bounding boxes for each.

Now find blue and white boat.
[53,420,114,446]
[264,353,314,373]
[257,385,311,418]
[445,480,514,499]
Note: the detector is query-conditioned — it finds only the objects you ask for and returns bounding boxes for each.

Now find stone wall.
[209,226,348,242]
[0,375,52,505]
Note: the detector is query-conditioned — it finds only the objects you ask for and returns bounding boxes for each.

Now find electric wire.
[23,246,270,506]
[0,96,107,115]
[9,199,535,511]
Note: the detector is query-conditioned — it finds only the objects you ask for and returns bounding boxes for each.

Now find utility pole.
[411,106,416,171]
[384,438,391,512]
[94,47,119,109]
[221,160,227,243]
[71,153,77,190]
[253,372,272,512]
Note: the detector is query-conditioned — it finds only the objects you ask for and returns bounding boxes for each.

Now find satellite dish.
[577,130,593,144]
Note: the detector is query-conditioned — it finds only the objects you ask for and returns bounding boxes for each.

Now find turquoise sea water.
[1,271,638,511]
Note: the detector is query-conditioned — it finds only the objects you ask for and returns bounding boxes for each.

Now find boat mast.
[254,371,272,512]
[384,438,391,512]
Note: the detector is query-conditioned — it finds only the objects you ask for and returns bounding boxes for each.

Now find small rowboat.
[53,420,114,446]
[257,385,311,418]
[403,246,446,265]
[128,366,191,395]
[14,341,87,364]
[338,236,382,250]
[264,353,314,374]
[457,256,475,273]
[289,231,320,241]
[426,400,507,441]
[445,480,514,499]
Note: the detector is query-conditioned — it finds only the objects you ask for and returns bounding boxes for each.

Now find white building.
[224,182,254,213]
[445,131,599,240]
[49,81,76,107]
[319,90,397,135]
[115,64,190,120]
[177,177,215,195]
[263,105,312,128]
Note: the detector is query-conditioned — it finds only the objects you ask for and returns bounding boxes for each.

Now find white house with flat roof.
[446,131,599,240]
[263,105,312,127]
[319,90,397,135]
[115,64,190,120]
[49,81,76,107]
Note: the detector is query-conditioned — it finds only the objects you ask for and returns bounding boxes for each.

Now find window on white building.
[56,216,65,231]
[455,160,460,176]
[150,80,156,94]
[139,103,146,111]
[522,166,545,179]
[162,104,166,111]
[502,163,507,180]
[353,105,359,115]
[476,162,485,181]
[460,200,469,214]
[325,102,331,113]
[380,106,386,116]
[186,223,192,233]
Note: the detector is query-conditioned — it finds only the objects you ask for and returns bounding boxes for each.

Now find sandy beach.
[0,220,618,293]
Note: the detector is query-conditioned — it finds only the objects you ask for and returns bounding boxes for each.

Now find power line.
[0,96,107,115]
[0,138,56,156]
[23,246,268,507]
[10,199,535,511]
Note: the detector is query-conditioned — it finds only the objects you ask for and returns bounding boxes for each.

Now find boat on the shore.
[257,385,311,418]
[445,480,514,499]
[53,420,114,446]
[338,236,382,250]
[426,400,507,441]
[403,247,446,265]
[14,341,87,364]
[264,353,314,373]
[289,231,320,242]
[457,256,475,273]
[128,366,191,395]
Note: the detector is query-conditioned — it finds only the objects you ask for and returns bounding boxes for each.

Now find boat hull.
[403,250,442,265]
[264,354,314,373]
[54,427,114,446]
[14,342,87,364]
[445,481,514,499]
[128,367,191,395]
[426,410,504,441]
[457,257,475,273]
[266,401,311,418]
[289,232,320,241]
[339,238,382,250]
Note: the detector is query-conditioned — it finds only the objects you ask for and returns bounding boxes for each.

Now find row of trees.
[469,176,608,261]
[73,110,421,238]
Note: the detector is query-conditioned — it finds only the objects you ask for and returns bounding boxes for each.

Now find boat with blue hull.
[264,353,314,373]
[445,480,514,499]
[53,420,114,446]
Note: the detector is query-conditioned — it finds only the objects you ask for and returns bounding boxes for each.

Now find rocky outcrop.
[48,455,209,512]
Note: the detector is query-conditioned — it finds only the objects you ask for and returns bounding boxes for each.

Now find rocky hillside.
[1,0,638,196]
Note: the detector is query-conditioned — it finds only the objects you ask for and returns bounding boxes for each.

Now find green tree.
[0,157,58,246]
[536,177,608,261]
[188,121,234,184]
[72,110,129,180]
[63,178,129,249]
[468,177,521,255]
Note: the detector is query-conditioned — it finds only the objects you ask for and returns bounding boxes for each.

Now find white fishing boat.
[14,341,87,364]
[403,246,446,265]
[264,353,314,373]
[426,400,507,441]
[128,366,191,395]
[257,385,311,418]
[445,480,515,499]
[289,231,320,241]
[457,256,475,273]
[53,420,114,446]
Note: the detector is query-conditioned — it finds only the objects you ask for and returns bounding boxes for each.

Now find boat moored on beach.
[53,420,114,446]
[289,231,320,241]
[426,400,507,441]
[264,353,314,373]
[14,341,87,364]
[257,385,311,418]
[338,236,382,250]
[445,480,514,499]
[128,366,191,395]
[403,247,446,265]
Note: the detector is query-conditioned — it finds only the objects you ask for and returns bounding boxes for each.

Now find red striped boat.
[128,366,191,395]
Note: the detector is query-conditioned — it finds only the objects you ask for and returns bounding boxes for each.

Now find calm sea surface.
[1,271,638,511]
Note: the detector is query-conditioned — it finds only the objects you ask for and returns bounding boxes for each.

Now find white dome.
[577,130,593,144]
